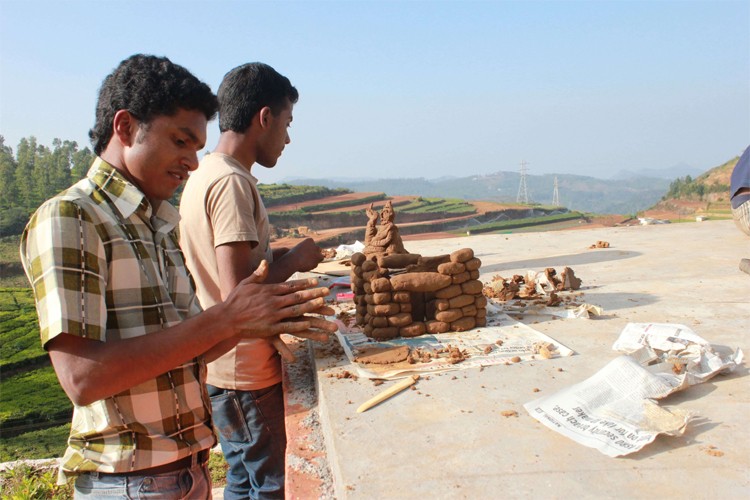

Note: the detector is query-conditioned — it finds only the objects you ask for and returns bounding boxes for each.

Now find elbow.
[57,372,99,407]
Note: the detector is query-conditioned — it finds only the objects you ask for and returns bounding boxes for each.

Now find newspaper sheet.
[333,310,573,380]
[524,323,743,457]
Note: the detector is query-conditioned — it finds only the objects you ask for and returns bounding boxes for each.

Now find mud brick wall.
[350,248,486,340]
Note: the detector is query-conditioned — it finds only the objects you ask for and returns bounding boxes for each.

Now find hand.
[221,260,331,338]
[286,238,324,272]
[366,203,378,222]
[266,304,338,362]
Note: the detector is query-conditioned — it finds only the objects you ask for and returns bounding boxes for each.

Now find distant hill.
[611,162,705,181]
[283,171,671,215]
[640,155,738,221]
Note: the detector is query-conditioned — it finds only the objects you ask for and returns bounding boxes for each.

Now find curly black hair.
[89,54,218,155]
[218,63,298,133]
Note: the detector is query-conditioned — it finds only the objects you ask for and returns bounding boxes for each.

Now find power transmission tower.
[516,160,530,204]
[552,176,560,206]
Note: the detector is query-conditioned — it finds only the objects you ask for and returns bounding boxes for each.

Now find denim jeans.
[73,460,210,499]
[207,383,286,500]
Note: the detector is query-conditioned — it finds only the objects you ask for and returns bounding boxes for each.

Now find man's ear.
[258,106,273,129]
[112,110,139,146]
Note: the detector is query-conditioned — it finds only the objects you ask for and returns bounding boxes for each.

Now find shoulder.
[30,183,101,227]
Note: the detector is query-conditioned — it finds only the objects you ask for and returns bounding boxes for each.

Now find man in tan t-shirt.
[180,63,323,499]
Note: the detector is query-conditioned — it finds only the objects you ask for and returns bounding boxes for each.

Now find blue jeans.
[207,383,286,500]
[73,461,210,499]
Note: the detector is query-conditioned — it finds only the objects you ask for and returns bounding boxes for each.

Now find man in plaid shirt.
[731,145,750,275]
[20,54,336,498]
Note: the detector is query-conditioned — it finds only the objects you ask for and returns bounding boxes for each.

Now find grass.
[0,288,47,371]
[0,235,28,288]
[0,424,70,462]
[1,367,72,433]
[0,462,73,499]
[456,212,584,235]
[0,447,229,496]
[398,197,476,214]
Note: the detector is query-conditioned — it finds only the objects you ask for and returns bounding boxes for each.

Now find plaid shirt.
[20,158,214,483]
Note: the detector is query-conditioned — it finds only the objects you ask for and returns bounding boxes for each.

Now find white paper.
[524,323,743,456]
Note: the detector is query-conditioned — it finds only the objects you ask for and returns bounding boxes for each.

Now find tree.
[14,137,37,208]
[71,147,94,181]
[0,136,18,208]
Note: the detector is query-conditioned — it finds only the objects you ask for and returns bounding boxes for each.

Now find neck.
[99,151,161,211]
[214,132,256,172]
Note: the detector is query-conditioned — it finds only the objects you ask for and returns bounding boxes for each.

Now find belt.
[98,449,209,477]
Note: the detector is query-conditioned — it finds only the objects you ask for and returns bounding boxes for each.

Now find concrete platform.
[283,220,749,499]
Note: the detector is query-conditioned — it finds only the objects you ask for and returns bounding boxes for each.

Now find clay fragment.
[350,252,366,266]
[464,257,482,271]
[547,292,562,307]
[451,271,470,284]
[461,279,484,295]
[449,294,476,309]
[371,327,399,339]
[450,316,476,332]
[371,316,388,328]
[387,312,413,327]
[438,344,468,364]
[372,292,392,305]
[367,303,400,316]
[390,272,452,292]
[370,277,392,293]
[378,253,421,269]
[433,298,450,311]
[406,255,451,273]
[461,304,477,317]
[361,270,380,281]
[425,320,450,334]
[435,309,463,323]
[362,259,379,272]
[560,267,582,290]
[399,322,426,337]
[391,291,411,303]
[435,284,462,299]
[408,347,434,364]
[354,345,410,364]
[450,248,474,263]
[438,262,466,275]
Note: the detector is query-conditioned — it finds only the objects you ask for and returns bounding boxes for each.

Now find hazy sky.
[1,0,748,183]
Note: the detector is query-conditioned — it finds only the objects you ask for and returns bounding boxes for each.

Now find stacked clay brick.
[349,248,486,340]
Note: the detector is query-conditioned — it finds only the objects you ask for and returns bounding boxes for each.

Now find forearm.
[266,254,303,283]
[272,247,290,260]
[49,305,235,406]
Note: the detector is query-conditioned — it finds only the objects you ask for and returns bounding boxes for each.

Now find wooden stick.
[356,375,419,413]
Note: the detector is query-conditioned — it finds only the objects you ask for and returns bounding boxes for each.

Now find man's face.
[123,108,207,204]
[256,100,293,169]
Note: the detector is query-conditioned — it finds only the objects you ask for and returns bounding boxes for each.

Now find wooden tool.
[356,375,419,413]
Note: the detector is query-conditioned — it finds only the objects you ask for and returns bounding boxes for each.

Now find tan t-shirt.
[179,152,278,390]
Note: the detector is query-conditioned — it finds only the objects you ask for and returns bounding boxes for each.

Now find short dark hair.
[89,54,218,155]
[217,63,298,133]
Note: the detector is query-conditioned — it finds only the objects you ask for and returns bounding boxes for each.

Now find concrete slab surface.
[284,220,749,499]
